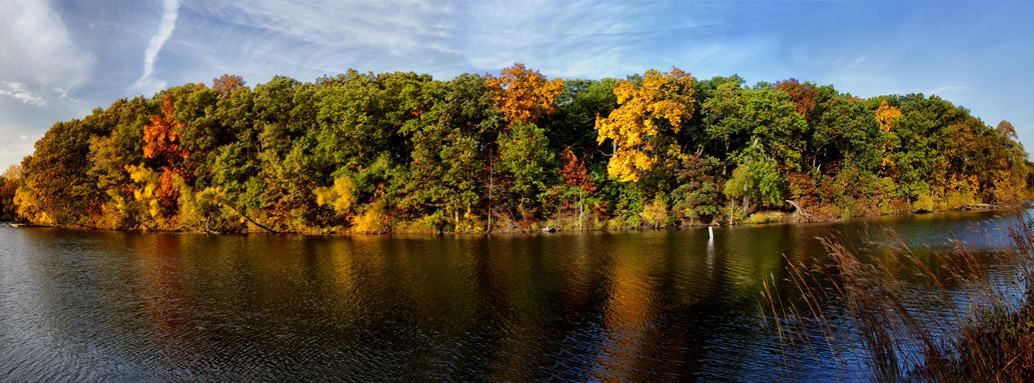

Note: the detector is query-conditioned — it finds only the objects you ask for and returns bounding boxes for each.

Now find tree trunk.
[723,141,730,176]
[578,188,583,231]
[238,208,277,233]
[742,182,749,217]
[487,149,494,233]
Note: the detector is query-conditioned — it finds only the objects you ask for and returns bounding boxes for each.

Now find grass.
[761,209,1034,382]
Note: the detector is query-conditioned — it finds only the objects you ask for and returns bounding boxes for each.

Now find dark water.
[0,210,1020,382]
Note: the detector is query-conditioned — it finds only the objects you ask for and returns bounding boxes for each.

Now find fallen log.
[786,200,813,220]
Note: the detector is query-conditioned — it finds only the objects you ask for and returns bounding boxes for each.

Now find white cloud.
[0,81,47,106]
[0,128,36,169]
[133,0,180,94]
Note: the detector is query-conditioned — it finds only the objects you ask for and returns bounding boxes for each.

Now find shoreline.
[7,203,1024,236]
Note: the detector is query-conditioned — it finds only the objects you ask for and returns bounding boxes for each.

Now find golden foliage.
[485,63,564,126]
[127,164,162,219]
[3,164,21,180]
[875,100,901,133]
[13,186,52,224]
[595,67,695,182]
[875,100,903,179]
[912,192,934,212]
[639,193,668,228]
[126,164,180,224]
[352,198,386,233]
[314,176,358,215]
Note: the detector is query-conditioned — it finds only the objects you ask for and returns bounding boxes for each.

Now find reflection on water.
[0,210,1019,382]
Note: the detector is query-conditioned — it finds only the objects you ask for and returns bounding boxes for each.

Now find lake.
[0,210,1019,382]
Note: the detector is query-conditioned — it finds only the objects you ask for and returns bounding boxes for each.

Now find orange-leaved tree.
[485,63,564,126]
[774,78,818,120]
[141,92,187,220]
[143,92,186,163]
[213,74,247,97]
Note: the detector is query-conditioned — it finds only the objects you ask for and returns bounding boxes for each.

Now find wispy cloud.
[0,0,95,89]
[133,0,180,93]
[179,0,753,81]
[924,86,969,97]
[178,0,460,79]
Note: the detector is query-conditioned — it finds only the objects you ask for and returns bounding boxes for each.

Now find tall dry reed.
[761,210,1034,382]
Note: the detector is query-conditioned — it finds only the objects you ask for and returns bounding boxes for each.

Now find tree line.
[1,64,1029,233]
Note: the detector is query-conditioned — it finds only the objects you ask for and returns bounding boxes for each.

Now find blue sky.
[2,0,1032,169]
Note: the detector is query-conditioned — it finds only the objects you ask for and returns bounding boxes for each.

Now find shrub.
[913,193,935,213]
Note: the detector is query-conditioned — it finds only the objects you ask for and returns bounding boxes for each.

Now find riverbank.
[0,221,34,228]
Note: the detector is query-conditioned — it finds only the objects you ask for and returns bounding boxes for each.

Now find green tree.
[498,121,557,220]
[18,119,107,226]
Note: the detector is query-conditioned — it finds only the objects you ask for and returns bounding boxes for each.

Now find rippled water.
[0,210,1019,382]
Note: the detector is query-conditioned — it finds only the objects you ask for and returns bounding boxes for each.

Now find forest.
[0,64,1030,233]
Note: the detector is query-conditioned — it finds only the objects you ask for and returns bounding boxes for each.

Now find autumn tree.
[875,99,902,133]
[997,120,1018,140]
[483,64,563,227]
[213,74,247,97]
[558,147,597,230]
[974,120,1030,203]
[141,91,190,220]
[874,99,903,178]
[0,165,21,220]
[594,67,696,183]
[485,63,565,127]
[143,92,186,165]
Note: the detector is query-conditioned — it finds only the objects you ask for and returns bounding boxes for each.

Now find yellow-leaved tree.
[875,99,903,177]
[594,67,695,182]
[875,99,902,133]
[314,176,358,217]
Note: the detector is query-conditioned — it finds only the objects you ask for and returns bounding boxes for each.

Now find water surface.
[0,211,1017,382]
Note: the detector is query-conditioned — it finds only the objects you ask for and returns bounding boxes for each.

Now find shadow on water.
[0,209,1016,381]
